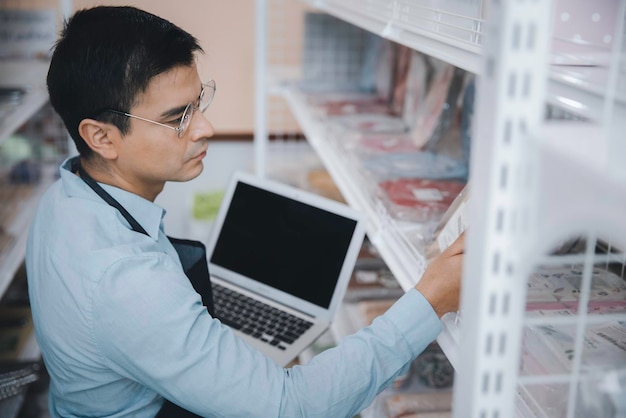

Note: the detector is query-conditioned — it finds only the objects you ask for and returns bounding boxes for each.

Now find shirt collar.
[60,156,166,240]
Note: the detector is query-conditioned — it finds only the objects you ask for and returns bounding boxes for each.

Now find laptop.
[205,171,367,366]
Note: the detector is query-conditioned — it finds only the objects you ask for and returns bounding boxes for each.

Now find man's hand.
[415,232,465,318]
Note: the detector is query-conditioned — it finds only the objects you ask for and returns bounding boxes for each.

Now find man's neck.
[79,157,163,202]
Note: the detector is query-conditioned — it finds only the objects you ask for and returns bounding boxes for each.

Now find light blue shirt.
[26,156,442,418]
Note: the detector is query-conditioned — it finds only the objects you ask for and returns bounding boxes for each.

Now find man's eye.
[167,116,184,125]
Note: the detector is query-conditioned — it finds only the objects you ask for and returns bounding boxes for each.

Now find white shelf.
[533,121,626,253]
[303,0,626,123]
[0,59,54,302]
[0,60,50,145]
[547,66,626,122]
[262,2,626,417]
[303,0,484,74]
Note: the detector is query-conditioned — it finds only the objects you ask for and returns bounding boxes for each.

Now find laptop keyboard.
[212,282,314,350]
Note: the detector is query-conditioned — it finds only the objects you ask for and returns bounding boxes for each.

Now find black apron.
[76,161,209,418]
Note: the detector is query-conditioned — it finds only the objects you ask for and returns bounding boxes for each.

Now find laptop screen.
[209,181,358,309]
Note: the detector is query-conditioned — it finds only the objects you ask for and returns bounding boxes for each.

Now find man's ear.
[78,118,120,160]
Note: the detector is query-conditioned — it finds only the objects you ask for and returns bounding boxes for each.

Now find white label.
[412,188,444,201]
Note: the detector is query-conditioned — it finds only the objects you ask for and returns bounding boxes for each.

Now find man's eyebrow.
[158,85,203,119]
[159,104,188,119]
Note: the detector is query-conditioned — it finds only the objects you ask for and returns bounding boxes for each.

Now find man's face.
[114,64,214,196]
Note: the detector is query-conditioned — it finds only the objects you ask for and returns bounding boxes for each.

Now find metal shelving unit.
[0,60,51,303]
[0,0,73,372]
[256,0,626,416]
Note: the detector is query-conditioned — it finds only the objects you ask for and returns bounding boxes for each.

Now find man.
[26,6,464,417]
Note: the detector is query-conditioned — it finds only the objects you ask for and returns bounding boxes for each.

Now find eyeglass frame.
[99,80,216,138]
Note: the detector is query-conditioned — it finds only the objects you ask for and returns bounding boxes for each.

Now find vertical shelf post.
[453,1,552,417]
[254,0,269,178]
[605,1,626,178]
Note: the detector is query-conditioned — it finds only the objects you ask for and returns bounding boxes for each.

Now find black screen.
[210,182,358,308]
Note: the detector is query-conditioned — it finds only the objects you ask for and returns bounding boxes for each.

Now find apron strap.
[76,162,149,235]
[156,401,202,418]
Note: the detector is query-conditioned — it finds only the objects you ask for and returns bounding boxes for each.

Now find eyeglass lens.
[177,81,216,138]
[200,81,216,112]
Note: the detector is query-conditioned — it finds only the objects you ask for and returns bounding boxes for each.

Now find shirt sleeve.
[278,288,442,418]
[91,253,441,418]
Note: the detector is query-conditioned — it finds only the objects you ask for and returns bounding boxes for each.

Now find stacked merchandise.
[298,13,474,258]
[520,263,626,374]
[341,239,454,418]
[517,260,626,417]
[525,265,626,313]
[343,237,404,303]
[354,311,455,417]
[425,182,626,417]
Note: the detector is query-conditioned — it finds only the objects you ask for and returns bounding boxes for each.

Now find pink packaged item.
[378,178,466,222]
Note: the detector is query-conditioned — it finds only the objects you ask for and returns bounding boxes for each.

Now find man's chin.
[169,162,204,183]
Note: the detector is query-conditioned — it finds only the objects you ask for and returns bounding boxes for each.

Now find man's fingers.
[444,230,466,256]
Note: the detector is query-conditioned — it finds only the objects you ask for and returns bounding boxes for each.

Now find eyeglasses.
[103,80,216,138]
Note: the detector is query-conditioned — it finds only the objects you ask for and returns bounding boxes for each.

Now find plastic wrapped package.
[305,91,390,118]
[374,38,396,105]
[402,51,429,129]
[409,58,467,153]
[344,237,404,302]
[425,184,469,260]
[396,220,439,261]
[525,265,626,310]
[389,44,413,117]
[517,383,570,418]
[362,152,468,181]
[327,113,408,134]
[519,370,626,418]
[343,133,421,158]
[521,311,626,375]
[377,178,466,223]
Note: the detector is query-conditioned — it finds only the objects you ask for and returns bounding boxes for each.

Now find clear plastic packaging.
[362,152,468,181]
[377,178,466,223]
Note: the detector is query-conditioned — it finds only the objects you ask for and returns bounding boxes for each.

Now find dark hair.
[47,6,203,158]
